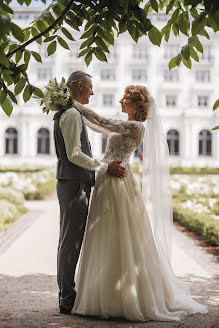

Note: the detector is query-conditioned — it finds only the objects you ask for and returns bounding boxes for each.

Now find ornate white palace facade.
[0,5,219,168]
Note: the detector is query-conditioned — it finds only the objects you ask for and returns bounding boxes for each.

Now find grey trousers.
[56,179,91,308]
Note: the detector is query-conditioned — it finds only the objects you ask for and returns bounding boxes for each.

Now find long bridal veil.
[142,96,173,266]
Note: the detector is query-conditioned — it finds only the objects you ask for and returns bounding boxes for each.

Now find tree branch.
[7,0,74,58]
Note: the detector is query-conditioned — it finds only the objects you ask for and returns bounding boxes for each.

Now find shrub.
[0,188,25,206]
[0,199,27,231]
[173,202,219,246]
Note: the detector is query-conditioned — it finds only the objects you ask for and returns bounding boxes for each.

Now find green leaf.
[94,47,107,62]
[198,28,210,40]
[95,36,109,52]
[23,84,31,102]
[178,13,190,36]
[148,26,161,46]
[1,97,13,117]
[0,51,9,68]
[31,51,42,63]
[10,22,24,42]
[61,27,75,41]
[170,8,180,23]
[0,89,7,104]
[47,40,57,56]
[192,12,207,36]
[43,35,57,42]
[24,50,31,65]
[2,72,13,85]
[168,56,177,70]
[190,47,199,62]
[182,57,191,69]
[85,50,93,66]
[80,37,94,49]
[127,22,140,43]
[193,36,203,53]
[31,27,42,44]
[80,25,96,39]
[15,51,23,64]
[57,36,70,50]
[78,48,90,58]
[164,27,171,42]
[14,78,26,95]
[181,45,190,61]
[172,23,179,36]
[208,12,219,32]
[33,87,44,98]
[0,15,10,37]
[119,20,127,33]
[166,0,175,14]
[212,125,219,131]
[213,99,219,111]
[175,53,182,66]
[150,0,158,12]
[36,20,48,33]
[7,90,17,104]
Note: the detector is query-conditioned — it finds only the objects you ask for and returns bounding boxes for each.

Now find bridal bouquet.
[35,78,70,114]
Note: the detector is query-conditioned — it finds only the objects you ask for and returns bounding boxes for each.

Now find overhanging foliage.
[0,0,219,125]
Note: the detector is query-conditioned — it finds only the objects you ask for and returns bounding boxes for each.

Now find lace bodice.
[73,101,145,163]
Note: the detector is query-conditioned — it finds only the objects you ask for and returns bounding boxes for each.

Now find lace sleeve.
[72,101,144,136]
[84,118,111,135]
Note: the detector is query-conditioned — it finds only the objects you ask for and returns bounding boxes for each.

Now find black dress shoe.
[59,305,72,315]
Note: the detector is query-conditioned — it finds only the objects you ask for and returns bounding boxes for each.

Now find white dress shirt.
[59,107,108,173]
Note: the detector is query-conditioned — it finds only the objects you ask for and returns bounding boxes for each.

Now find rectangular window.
[196,71,210,82]
[103,94,114,106]
[163,70,178,82]
[197,96,209,107]
[101,69,115,81]
[37,68,52,80]
[132,69,147,81]
[164,45,180,59]
[133,45,147,59]
[166,95,177,107]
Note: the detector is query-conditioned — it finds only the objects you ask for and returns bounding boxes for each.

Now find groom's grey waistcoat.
[54,108,95,186]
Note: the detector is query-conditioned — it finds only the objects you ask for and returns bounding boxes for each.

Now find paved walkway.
[0,193,218,328]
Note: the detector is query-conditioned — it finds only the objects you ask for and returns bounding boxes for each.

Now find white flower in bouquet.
[34,77,70,114]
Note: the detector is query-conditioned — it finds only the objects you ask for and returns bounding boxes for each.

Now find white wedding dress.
[72,102,208,322]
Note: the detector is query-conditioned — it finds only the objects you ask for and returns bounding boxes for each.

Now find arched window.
[102,135,108,154]
[199,130,212,156]
[167,129,179,155]
[5,128,18,154]
[37,128,50,154]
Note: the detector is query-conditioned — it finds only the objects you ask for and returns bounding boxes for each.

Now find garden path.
[0,193,218,328]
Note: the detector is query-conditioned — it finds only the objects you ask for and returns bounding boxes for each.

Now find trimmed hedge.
[170,166,219,175]
[173,202,219,246]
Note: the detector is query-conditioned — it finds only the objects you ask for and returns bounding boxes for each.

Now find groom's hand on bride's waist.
[107,161,126,178]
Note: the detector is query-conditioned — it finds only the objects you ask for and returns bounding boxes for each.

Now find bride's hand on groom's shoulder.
[107,161,126,178]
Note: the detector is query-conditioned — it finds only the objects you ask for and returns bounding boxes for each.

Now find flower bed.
[171,175,219,246]
[0,168,56,231]
[0,168,56,200]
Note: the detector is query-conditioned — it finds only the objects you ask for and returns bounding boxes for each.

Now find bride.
[71,85,208,321]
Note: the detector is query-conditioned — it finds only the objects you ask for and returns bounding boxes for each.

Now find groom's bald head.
[67,71,93,104]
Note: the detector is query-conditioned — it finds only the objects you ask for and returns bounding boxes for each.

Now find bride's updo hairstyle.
[125,85,150,122]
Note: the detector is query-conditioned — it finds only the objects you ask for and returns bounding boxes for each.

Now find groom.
[54,71,126,315]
